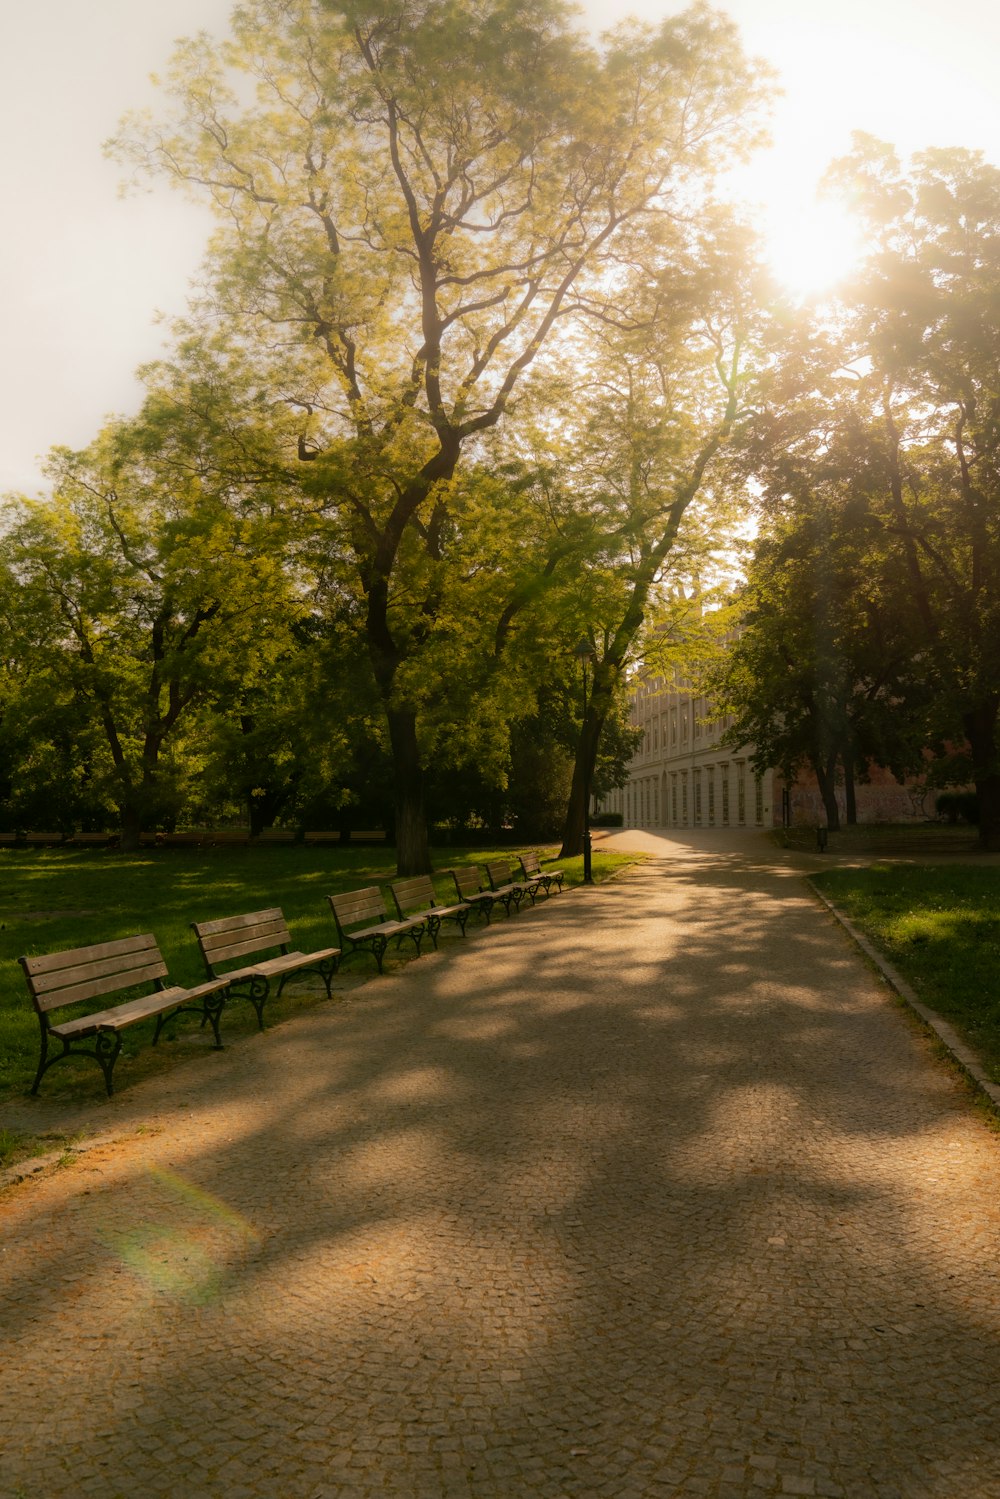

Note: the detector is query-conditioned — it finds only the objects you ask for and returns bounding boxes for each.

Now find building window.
[755,776,764,825]
[736,761,746,825]
[671,773,678,823]
[707,768,715,826]
[681,771,688,824]
[720,763,730,825]
[694,767,702,823]
[670,709,677,746]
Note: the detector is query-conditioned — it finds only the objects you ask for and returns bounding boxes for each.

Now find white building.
[599,670,773,831]
[600,668,926,831]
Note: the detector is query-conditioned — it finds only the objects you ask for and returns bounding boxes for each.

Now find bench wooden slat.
[196,920,291,965]
[391,875,434,905]
[217,948,342,985]
[193,908,285,939]
[28,958,170,1011]
[50,985,195,1038]
[330,888,387,925]
[199,931,288,967]
[22,932,160,978]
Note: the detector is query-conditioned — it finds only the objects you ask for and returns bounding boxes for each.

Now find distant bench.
[19,934,231,1097]
[191,908,340,1027]
[484,859,536,914]
[390,875,471,946]
[328,888,426,973]
[519,850,564,897]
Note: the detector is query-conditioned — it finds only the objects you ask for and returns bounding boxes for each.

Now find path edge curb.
[808,879,1000,1115]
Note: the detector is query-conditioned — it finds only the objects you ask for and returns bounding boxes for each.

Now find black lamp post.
[573,636,595,885]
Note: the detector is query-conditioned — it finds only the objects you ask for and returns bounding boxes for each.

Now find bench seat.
[202,948,341,990]
[47,980,229,1040]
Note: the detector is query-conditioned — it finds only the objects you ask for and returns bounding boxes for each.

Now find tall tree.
[511,212,764,857]
[110,0,771,872]
[740,139,1000,846]
[708,477,925,830]
[3,388,298,850]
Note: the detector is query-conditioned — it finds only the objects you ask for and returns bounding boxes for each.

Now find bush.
[592,811,623,827]
[936,791,980,825]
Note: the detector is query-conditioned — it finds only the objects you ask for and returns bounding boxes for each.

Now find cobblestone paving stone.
[2,832,1000,1497]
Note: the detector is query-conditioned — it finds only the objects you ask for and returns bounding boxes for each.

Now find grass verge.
[0,843,639,1115]
[774,822,980,857]
[812,864,1000,1086]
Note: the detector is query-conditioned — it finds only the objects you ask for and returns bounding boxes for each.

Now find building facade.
[599,670,927,831]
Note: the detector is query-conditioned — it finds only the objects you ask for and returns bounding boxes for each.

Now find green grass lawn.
[0,843,638,1126]
[812,864,1000,1086]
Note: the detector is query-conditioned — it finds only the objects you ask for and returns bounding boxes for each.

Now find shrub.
[936,791,980,825]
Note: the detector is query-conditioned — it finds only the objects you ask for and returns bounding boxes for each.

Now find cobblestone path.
[2,843,1000,1498]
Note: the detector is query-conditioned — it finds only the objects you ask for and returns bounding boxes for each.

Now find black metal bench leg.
[95,1030,123,1097]
[30,1021,51,1096]
[247,975,269,1029]
[320,956,339,998]
[202,993,225,1048]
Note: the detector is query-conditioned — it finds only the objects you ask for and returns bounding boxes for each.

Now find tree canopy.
[109,0,772,870]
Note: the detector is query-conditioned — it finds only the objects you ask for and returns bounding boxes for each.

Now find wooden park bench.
[390,875,471,948]
[484,859,535,914]
[191,908,340,1028]
[448,865,501,923]
[519,850,564,897]
[19,934,231,1097]
[328,887,426,973]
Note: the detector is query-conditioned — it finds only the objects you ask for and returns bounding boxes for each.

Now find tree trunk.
[560,707,605,858]
[964,702,1000,850]
[843,750,857,826]
[813,757,841,831]
[248,800,269,838]
[388,705,431,875]
[120,799,143,853]
[976,772,1000,851]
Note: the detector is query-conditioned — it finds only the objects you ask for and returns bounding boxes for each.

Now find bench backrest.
[391,874,436,916]
[192,908,292,974]
[485,859,517,889]
[20,934,168,1015]
[329,887,389,931]
[520,852,543,877]
[451,866,485,900]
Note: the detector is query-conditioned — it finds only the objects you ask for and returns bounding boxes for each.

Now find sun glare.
[761,197,866,300]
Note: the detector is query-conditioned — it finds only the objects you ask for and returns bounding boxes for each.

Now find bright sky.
[2,0,999,495]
